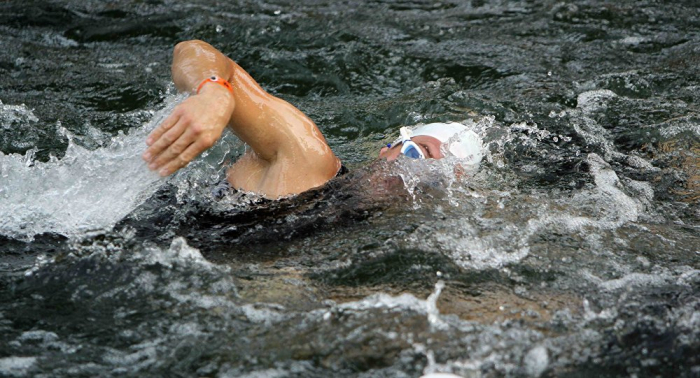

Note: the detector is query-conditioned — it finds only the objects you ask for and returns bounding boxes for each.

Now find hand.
[142,87,235,176]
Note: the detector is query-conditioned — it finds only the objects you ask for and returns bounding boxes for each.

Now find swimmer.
[143,40,480,199]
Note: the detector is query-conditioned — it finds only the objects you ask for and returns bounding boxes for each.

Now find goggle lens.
[401,141,425,159]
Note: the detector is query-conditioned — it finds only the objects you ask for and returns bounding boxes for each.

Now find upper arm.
[226,61,330,165]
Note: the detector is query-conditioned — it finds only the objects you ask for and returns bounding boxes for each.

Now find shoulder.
[279,145,342,189]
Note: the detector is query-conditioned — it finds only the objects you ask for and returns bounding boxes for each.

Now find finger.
[143,118,188,164]
[146,112,179,146]
[157,140,206,176]
[149,128,197,170]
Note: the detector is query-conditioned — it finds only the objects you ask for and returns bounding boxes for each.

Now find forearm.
[170,40,279,159]
[171,40,235,93]
[169,40,328,165]
[146,40,339,190]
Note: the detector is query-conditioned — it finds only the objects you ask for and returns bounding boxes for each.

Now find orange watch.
[196,76,234,94]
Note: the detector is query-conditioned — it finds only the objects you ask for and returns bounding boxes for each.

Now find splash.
[0,95,184,240]
[394,111,660,272]
[426,279,446,329]
[393,117,487,207]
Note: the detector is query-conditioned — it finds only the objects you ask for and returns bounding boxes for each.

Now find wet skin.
[142,40,448,198]
[378,135,444,161]
[141,40,340,199]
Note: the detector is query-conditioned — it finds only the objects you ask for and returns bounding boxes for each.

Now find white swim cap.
[407,122,483,161]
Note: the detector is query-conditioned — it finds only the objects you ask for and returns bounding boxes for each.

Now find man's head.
[378,122,481,162]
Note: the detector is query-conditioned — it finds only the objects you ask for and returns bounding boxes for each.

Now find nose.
[379,146,399,161]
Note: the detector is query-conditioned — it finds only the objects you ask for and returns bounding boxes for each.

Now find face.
[378,135,445,161]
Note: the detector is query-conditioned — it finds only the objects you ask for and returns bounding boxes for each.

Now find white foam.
[618,36,647,45]
[657,116,700,138]
[585,153,640,225]
[677,269,700,286]
[239,304,285,324]
[102,342,157,369]
[442,234,530,270]
[17,330,58,343]
[228,368,288,378]
[523,345,549,377]
[0,357,37,377]
[147,237,209,266]
[600,272,669,292]
[577,89,616,114]
[41,32,79,47]
[328,281,448,325]
[426,280,446,329]
[134,238,240,305]
[0,100,39,128]
[337,292,427,312]
[0,100,42,150]
[405,215,531,270]
[531,153,644,233]
[0,95,209,240]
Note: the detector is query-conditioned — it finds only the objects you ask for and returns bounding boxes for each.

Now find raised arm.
[142,40,236,176]
[143,40,339,185]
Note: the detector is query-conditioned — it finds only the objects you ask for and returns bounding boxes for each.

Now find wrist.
[196,76,235,106]
[197,81,233,97]
[196,76,234,95]
[197,79,234,103]
[196,83,236,121]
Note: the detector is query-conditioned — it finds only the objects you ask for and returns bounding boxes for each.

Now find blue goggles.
[398,127,425,159]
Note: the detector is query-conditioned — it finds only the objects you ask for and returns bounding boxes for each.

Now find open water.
[0,0,699,377]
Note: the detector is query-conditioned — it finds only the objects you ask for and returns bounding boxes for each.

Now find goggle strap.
[399,126,413,141]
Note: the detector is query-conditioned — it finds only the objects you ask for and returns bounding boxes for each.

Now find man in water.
[143,40,479,199]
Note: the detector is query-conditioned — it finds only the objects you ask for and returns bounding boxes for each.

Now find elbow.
[173,40,204,57]
[173,39,211,56]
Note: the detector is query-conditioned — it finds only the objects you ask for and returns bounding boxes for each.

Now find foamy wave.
[0,96,185,240]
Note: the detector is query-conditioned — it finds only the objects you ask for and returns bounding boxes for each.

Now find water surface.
[1,0,699,377]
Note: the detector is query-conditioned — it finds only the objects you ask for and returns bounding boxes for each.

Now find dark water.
[1,0,699,377]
